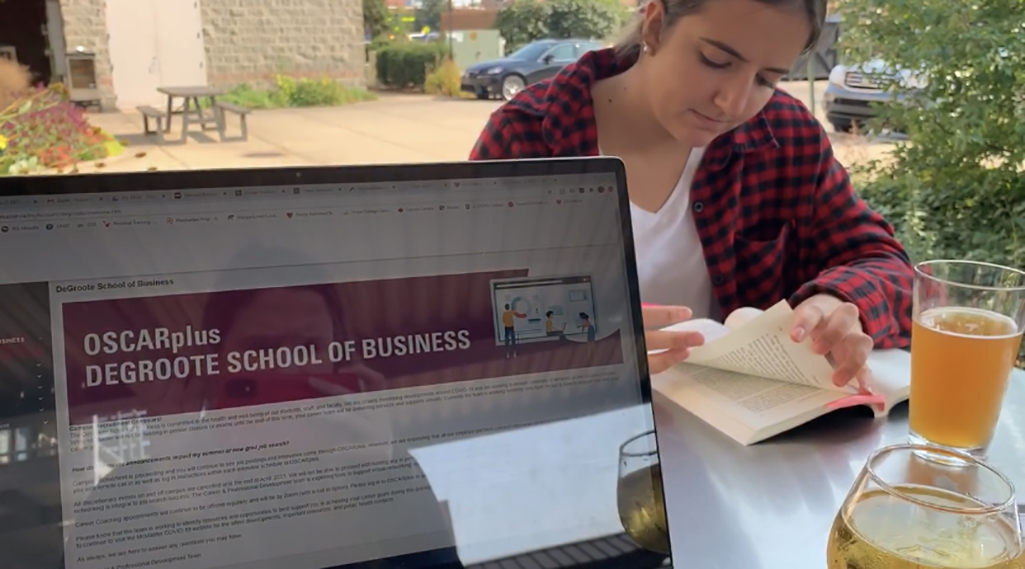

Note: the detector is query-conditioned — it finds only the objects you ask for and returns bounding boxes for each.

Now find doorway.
[0,0,52,85]
[105,0,208,109]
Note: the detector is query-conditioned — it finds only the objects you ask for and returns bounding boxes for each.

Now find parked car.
[824,59,925,132]
[461,38,605,101]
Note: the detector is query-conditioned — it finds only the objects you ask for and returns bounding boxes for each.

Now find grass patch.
[209,76,377,110]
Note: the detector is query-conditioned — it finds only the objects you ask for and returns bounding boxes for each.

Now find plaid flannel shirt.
[470,48,913,349]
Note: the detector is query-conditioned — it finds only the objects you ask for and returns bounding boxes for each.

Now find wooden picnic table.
[157,85,228,139]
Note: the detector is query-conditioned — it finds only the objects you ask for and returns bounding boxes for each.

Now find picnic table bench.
[137,105,167,143]
[137,86,252,143]
[214,101,251,142]
[155,85,227,142]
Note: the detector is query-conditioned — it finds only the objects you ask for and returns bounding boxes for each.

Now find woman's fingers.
[648,348,690,375]
[643,329,704,375]
[641,305,693,330]
[645,329,705,352]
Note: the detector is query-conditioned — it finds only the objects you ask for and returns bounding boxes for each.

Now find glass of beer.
[828,443,1022,568]
[910,259,1025,459]
[616,430,669,555]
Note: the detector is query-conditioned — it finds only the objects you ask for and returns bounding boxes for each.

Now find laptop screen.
[0,160,666,569]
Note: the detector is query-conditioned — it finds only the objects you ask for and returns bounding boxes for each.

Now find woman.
[471,0,914,389]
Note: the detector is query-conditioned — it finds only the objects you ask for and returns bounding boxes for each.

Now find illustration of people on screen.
[501,303,526,358]
[545,310,566,338]
[579,312,596,355]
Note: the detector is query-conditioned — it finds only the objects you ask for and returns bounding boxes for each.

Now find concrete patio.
[79,84,891,175]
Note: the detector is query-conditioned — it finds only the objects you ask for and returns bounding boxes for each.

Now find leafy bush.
[424,58,465,98]
[840,0,1025,366]
[375,41,450,89]
[0,86,123,175]
[214,77,376,110]
[274,76,376,106]
[218,83,286,109]
[496,0,628,51]
[840,0,1025,270]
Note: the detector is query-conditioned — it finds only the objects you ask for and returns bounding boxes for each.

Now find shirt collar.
[524,48,779,168]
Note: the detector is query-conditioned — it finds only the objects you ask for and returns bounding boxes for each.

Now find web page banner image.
[62,270,625,425]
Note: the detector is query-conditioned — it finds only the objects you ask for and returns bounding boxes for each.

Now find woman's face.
[640,0,812,147]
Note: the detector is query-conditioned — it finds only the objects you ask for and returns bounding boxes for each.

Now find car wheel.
[501,75,526,101]
[830,119,854,133]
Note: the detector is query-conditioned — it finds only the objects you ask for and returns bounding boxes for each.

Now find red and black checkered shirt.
[470,48,913,349]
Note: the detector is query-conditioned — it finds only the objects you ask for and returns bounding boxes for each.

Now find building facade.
[53,0,366,110]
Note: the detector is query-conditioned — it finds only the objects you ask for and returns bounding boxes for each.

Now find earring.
[641,42,650,53]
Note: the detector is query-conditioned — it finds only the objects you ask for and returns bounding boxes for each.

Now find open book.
[651,300,911,446]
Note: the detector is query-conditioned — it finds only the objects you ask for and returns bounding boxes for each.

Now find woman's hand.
[791,294,874,389]
[643,305,705,374]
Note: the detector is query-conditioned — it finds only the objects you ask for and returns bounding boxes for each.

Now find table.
[655,367,1025,569]
[157,85,227,141]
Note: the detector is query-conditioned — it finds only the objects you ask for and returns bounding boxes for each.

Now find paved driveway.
[83,81,887,174]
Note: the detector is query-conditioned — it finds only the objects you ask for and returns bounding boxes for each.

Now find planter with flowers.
[1,83,124,176]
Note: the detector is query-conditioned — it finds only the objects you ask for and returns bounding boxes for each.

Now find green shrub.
[375,41,450,89]
[219,83,287,109]
[215,78,376,110]
[840,0,1025,366]
[841,0,1024,268]
[275,76,376,106]
[424,58,465,98]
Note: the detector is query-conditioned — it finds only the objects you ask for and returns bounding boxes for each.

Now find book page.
[679,300,842,391]
[866,349,912,404]
[652,363,845,444]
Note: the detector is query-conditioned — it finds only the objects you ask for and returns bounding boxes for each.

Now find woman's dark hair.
[615,0,827,62]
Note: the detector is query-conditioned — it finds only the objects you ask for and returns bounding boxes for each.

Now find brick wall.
[58,0,116,109]
[200,0,366,89]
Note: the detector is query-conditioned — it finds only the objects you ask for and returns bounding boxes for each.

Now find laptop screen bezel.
[0,156,670,563]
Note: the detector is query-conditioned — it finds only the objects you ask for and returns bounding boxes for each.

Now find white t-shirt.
[617,148,719,320]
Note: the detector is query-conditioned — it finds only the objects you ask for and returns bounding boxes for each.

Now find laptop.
[0,159,670,569]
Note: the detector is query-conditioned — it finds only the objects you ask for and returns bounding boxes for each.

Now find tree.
[416,0,445,33]
[496,0,629,51]
[546,0,628,41]
[839,0,1025,270]
[362,0,390,40]
[495,0,552,52]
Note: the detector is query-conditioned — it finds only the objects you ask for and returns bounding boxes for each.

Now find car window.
[509,42,553,60]
[574,42,604,58]
[544,43,577,63]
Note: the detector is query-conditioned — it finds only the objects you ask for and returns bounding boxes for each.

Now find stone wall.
[200,0,366,89]
[58,0,116,109]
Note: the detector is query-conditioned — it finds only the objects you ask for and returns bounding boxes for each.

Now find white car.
[824,59,926,132]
